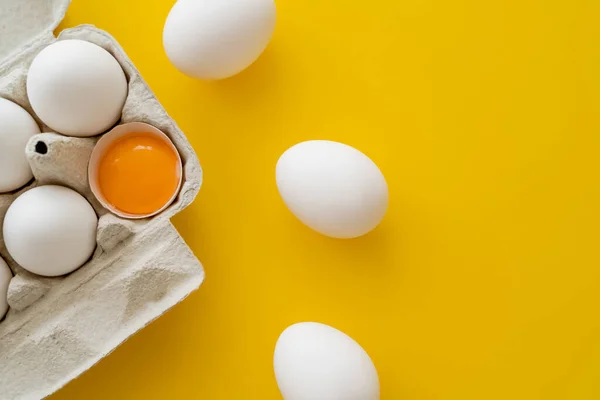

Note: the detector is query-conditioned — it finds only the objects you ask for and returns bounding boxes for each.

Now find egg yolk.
[98,133,180,215]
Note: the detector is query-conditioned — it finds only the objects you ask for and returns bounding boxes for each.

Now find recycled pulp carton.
[0,0,205,398]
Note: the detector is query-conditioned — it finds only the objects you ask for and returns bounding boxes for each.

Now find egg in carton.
[0,0,204,398]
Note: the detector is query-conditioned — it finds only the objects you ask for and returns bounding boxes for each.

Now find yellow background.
[51,0,600,399]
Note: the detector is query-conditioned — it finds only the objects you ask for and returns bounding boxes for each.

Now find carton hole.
[35,141,48,155]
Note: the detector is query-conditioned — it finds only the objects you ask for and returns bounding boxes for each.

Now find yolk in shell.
[97,133,180,215]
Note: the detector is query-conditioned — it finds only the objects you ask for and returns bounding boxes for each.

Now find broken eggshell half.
[88,122,183,219]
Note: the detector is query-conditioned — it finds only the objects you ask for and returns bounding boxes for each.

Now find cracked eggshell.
[0,97,40,193]
[88,122,183,219]
[27,39,128,137]
[3,185,98,277]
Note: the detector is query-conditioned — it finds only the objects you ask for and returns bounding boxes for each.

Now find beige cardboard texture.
[0,1,205,399]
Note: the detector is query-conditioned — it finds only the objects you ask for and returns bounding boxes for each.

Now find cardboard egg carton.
[0,0,204,398]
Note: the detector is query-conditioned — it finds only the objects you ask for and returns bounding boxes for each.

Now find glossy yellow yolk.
[98,133,180,215]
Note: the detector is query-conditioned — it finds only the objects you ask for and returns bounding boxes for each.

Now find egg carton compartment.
[0,3,204,399]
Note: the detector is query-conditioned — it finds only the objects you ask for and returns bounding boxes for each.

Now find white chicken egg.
[0,98,40,193]
[3,185,98,277]
[163,0,277,80]
[27,40,128,137]
[276,140,388,239]
[0,257,12,319]
[274,322,380,400]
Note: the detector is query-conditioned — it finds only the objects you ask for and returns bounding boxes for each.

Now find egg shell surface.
[3,185,98,277]
[163,0,277,80]
[274,322,380,400]
[0,257,11,319]
[0,98,40,193]
[26,39,128,137]
[276,140,389,239]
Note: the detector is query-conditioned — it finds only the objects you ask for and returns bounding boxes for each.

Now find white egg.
[276,140,388,239]
[3,185,98,277]
[27,40,128,137]
[274,322,380,400]
[0,257,12,319]
[0,98,40,193]
[163,0,276,80]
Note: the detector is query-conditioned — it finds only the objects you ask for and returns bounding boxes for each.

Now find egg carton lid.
[0,0,71,66]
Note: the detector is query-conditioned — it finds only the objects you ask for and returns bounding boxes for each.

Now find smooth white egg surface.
[276,140,388,239]
[0,98,40,193]
[0,257,11,319]
[27,39,128,137]
[3,185,98,277]
[274,322,380,400]
[163,0,276,80]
